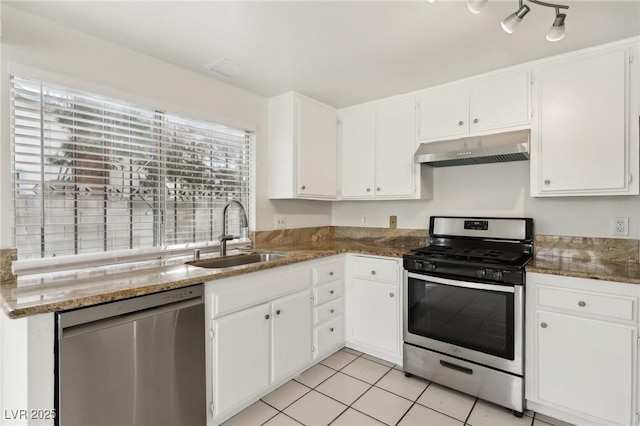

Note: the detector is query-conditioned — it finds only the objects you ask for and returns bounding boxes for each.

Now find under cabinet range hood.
[414,129,530,167]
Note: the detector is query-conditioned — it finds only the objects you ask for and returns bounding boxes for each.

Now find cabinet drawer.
[352,257,399,283]
[314,298,342,325]
[313,262,343,286]
[314,281,342,306]
[315,317,344,355]
[537,286,636,322]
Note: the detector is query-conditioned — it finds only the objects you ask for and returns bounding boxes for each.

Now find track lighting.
[467,0,487,14]
[501,2,530,34]
[467,0,569,42]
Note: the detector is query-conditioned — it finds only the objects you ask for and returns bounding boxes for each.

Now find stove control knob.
[476,268,486,278]
[493,271,504,281]
[425,262,436,272]
[415,261,424,270]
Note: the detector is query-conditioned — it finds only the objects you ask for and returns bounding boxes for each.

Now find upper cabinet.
[269,92,338,200]
[531,42,639,197]
[417,70,531,141]
[339,96,432,200]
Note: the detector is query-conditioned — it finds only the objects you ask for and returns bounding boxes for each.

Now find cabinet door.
[296,96,338,198]
[535,311,635,425]
[417,86,468,140]
[272,290,312,382]
[213,303,270,417]
[375,98,416,198]
[340,107,375,198]
[350,278,399,355]
[470,71,530,132]
[537,48,629,194]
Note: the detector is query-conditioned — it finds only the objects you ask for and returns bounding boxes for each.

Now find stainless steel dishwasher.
[56,284,205,426]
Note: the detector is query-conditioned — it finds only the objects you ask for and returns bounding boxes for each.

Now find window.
[11,76,253,261]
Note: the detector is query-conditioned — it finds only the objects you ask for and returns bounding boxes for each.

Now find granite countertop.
[0,239,414,319]
[3,231,640,319]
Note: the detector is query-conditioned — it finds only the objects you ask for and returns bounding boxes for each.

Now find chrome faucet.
[219,200,249,256]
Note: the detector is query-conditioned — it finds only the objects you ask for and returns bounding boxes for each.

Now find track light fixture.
[467,0,569,42]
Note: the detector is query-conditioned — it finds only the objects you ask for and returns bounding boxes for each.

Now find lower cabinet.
[312,259,346,358]
[346,255,402,365]
[272,291,313,380]
[526,272,639,426]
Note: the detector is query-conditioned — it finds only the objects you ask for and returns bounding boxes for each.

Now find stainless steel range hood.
[414,129,530,167]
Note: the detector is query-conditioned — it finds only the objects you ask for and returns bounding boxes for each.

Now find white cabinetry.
[312,258,345,358]
[526,272,639,426]
[207,262,314,424]
[417,70,530,141]
[346,255,402,364]
[339,97,431,200]
[269,91,338,200]
[531,42,639,196]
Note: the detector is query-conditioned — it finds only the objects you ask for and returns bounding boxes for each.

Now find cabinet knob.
[578,301,586,307]
[473,118,479,124]
[330,309,335,314]
[544,179,550,185]
[389,292,394,298]
[276,309,281,315]
[376,187,381,192]
[265,314,270,320]
[458,120,464,126]
[366,188,371,192]
[301,185,306,190]
[329,271,334,276]
[329,290,334,295]
[371,270,376,275]
[329,327,335,332]
[540,322,547,328]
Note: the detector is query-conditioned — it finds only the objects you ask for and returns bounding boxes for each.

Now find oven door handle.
[406,272,515,294]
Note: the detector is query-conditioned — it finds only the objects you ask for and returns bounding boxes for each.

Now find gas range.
[403,216,534,285]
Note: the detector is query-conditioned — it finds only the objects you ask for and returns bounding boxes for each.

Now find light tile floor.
[224,348,575,426]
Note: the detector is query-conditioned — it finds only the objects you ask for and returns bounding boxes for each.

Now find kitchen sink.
[188,252,289,269]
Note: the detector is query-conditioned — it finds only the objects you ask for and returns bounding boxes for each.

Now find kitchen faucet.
[219,200,249,256]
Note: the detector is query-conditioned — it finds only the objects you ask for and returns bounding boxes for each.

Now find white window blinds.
[11,75,252,260]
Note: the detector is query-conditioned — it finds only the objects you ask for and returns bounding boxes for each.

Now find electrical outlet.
[613,217,629,236]
[361,215,368,226]
[275,215,286,229]
[389,215,397,229]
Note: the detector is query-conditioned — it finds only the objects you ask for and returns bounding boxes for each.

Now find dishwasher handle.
[61,297,202,340]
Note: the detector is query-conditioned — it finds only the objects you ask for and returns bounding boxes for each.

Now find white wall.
[332,161,640,238]
[0,6,332,250]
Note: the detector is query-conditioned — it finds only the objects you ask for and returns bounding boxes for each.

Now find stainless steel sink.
[188,253,289,269]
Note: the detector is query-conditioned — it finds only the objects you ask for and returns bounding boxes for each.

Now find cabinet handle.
[329,327,334,332]
[458,120,464,126]
[330,309,335,314]
[578,301,586,307]
[301,185,306,190]
[371,270,376,275]
[265,314,270,320]
[540,322,547,328]
[544,179,550,185]
[389,292,395,297]
[329,271,334,276]
[366,188,371,192]
[473,118,479,124]
[276,309,281,315]
[329,290,334,295]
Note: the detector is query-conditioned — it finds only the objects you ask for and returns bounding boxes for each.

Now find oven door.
[403,271,523,375]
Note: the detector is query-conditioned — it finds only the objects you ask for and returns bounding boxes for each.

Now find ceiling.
[6,1,640,108]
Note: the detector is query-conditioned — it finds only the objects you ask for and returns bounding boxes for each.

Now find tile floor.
[224,348,574,426]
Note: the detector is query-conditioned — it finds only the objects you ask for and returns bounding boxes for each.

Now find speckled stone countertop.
[0,229,421,319]
[527,235,640,284]
[3,228,640,319]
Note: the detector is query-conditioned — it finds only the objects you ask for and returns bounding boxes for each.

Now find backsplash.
[0,248,17,282]
[535,235,639,264]
[253,226,427,249]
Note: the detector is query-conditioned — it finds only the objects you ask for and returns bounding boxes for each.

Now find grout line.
[464,398,479,425]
